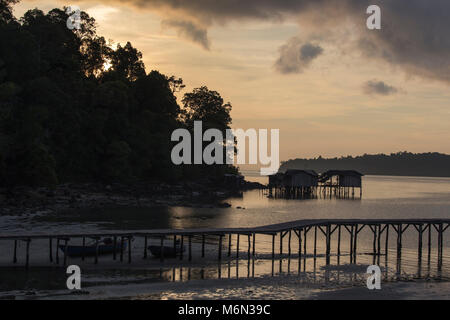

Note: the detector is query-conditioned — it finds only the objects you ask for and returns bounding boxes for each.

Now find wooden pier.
[0,219,448,272]
[268,170,364,199]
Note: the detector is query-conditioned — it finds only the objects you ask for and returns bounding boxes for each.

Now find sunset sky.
[14,0,450,162]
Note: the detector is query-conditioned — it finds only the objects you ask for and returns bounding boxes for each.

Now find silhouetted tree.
[0,1,238,187]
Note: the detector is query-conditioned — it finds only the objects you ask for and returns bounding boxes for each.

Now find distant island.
[279,152,450,178]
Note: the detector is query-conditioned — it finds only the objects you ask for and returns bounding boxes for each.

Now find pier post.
[218,235,223,261]
[372,225,377,264]
[13,240,17,264]
[325,224,331,265]
[49,238,53,263]
[188,235,192,261]
[438,224,443,271]
[298,229,302,273]
[144,236,148,259]
[303,228,307,268]
[94,238,99,265]
[313,226,317,260]
[279,232,283,258]
[428,224,431,266]
[237,234,240,259]
[271,234,275,261]
[385,225,389,257]
[353,224,358,264]
[179,235,184,260]
[56,238,60,264]
[349,225,354,263]
[112,237,116,261]
[252,233,256,277]
[252,233,256,257]
[397,224,402,261]
[25,239,30,269]
[128,236,133,263]
[288,230,291,258]
[160,236,164,262]
[247,234,251,260]
[173,235,177,257]
[377,225,381,257]
[120,237,124,262]
[271,234,275,276]
[201,234,205,258]
[337,225,341,259]
[418,224,423,263]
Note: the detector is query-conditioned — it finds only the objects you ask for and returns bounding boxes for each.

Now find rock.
[218,202,231,208]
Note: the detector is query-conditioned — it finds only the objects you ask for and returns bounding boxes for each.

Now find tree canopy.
[0,0,237,187]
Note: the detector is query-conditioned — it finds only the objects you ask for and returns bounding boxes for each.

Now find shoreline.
[0,180,265,216]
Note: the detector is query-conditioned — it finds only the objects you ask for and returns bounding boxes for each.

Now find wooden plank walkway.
[0,218,449,239]
[1,218,449,270]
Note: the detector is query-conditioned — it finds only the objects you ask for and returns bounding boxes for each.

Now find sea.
[0,175,449,299]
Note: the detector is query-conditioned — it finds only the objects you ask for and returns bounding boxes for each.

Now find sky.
[14,0,450,163]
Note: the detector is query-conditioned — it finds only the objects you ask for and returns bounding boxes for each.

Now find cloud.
[161,19,210,50]
[274,38,323,74]
[363,80,398,96]
[72,0,450,83]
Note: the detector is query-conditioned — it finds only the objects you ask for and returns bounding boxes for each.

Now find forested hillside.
[280,152,450,177]
[0,0,237,187]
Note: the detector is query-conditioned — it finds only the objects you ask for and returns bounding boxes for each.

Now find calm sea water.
[1,175,449,299]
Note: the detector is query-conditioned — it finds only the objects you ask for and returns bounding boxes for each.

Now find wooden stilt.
[49,238,53,263]
[227,234,232,257]
[298,229,302,273]
[279,231,283,258]
[56,238,60,264]
[13,240,17,264]
[144,236,148,259]
[349,225,354,263]
[271,234,275,261]
[247,234,251,260]
[397,224,402,261]
[94,238,99,264]
[188,235,192,261]
[120,237,124,262]
[353,224,358,264]
[288,230,292,258]
[377,225,381,257]
[201,234,205,258]
[218,235,223,261]
[180,235,184,260]
[128,237,131,263]
[337,225,341,264]
[428,224,431,266]
[438,224,443,271]
[313,226,317,259]
[372,226,377,262]
[325,224,331,265]
[25,239,30,269]
[112,236,116,261]
[418,224,423,263]
[252,233,256,257]
[385,225,389,257]
[236,234,240,259]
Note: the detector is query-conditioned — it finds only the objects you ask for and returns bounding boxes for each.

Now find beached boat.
[148,245,185,258]
[59,238,126,257]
